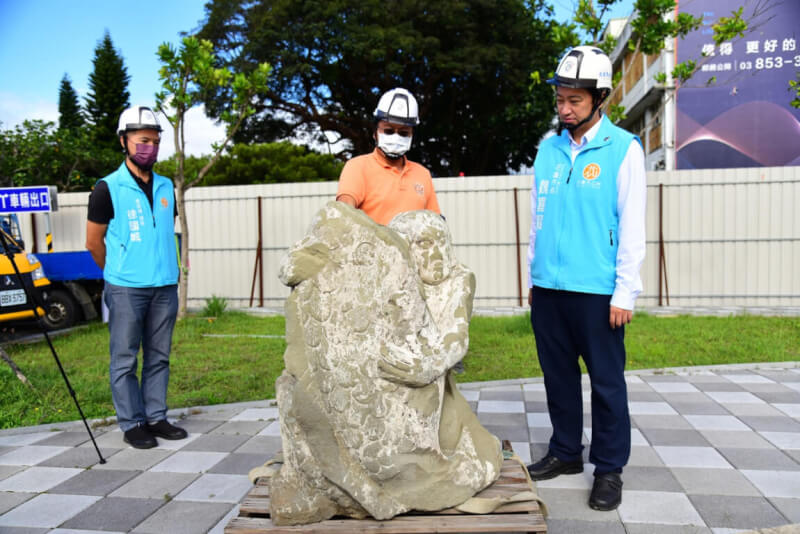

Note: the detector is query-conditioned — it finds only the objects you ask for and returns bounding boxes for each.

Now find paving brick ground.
[1,362,799,533]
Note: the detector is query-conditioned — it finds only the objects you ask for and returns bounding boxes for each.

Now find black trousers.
[530,286,630,475]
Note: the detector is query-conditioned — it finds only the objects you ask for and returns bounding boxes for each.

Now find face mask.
[377,132,412,159]
[130,143,159,170]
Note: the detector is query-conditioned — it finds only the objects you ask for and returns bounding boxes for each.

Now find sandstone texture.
[269,202,502,525]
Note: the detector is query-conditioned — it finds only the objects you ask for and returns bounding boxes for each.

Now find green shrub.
[202,295,228,317]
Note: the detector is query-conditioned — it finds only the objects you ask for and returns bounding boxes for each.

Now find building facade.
[605,0,800,171]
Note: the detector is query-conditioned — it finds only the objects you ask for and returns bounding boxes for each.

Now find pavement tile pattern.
[0,363,799,533]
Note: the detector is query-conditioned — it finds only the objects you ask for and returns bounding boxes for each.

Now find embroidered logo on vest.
[582,163,601,180]
[161,197,168,208]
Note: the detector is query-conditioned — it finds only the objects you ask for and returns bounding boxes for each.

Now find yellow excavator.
[0,215,51,324]
[0,213,103,330]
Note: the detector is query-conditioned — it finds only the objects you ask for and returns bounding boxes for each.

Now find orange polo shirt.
[336,149,441,225]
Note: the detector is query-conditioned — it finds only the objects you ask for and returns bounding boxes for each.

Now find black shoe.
[147,420,188,440]
[123,426,157,449]
[527,454,583,481]
[589,472,623,511]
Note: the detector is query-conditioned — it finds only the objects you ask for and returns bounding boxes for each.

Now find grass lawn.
[1,311,798,429]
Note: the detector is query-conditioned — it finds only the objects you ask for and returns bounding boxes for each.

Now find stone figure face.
[410,224,452,285]
[389,211,454,286]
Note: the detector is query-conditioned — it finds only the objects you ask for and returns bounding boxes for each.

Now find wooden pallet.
[225,453,546,533]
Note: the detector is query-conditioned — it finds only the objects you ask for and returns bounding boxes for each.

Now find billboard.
[676,0,800,169]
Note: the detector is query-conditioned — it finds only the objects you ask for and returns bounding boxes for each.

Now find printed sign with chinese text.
[0,186,53,214]
[676,0,800,169]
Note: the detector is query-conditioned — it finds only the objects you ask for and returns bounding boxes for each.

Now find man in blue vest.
[86,105,187,449]
[526,46,646,511]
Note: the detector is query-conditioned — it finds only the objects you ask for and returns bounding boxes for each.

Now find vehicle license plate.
[0,289,26,307]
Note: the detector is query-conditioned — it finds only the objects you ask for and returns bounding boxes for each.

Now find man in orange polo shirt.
[336,88,440,225]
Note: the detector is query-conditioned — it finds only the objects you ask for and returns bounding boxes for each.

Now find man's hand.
[86,221,108,270]
[528,288,533,306]
[378,342,425,386]
[609,306,632,329]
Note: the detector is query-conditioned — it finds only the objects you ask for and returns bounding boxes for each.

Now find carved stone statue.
[388,210,473,364]
[270,202,502,526]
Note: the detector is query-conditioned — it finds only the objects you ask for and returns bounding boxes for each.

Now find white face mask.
[377,132,412,158]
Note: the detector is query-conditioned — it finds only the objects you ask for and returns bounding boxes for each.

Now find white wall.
[39,166,800,308]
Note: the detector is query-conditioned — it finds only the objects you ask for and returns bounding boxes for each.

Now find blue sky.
[0,0,211,156]
[0,0,634,156]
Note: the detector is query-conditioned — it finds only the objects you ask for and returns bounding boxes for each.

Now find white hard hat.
[117,105,162,136]
[548,46,613,91]
[373,88,419,126]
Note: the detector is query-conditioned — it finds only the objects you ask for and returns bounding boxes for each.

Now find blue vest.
[531,116,639,295]
[101,163,178,288]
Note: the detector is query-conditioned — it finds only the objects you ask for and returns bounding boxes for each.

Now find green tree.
[85,31,130,153]
[58,75,84,132]
[0,120,118,191]
[154,142,343,186]
[568,1,757,82]
[153,154,208,187]
[790,72,800,109]
[156,35,270,317]
[202,142,343,185]
[0,120,53,188]
[197,0,571,176]
[567,1,778,121]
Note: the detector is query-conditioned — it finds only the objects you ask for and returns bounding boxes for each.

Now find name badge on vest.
[548,163,568,195]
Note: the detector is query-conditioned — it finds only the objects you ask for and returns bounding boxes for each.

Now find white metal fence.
[643,166,799,307]
[34,165,799,309]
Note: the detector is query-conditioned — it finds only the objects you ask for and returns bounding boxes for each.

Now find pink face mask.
[131,143,159,169]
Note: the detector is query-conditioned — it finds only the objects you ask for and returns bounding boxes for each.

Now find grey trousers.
[104,282,178,432]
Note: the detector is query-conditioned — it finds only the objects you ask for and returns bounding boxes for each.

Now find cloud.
[157,104,227,159]
[0,92,225,159]
[0,92,59,129]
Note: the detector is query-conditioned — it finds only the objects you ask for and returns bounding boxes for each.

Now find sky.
[0,0,216,158]
[0,0,635,158]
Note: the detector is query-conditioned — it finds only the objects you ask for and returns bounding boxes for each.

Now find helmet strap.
[559,90,609,135]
